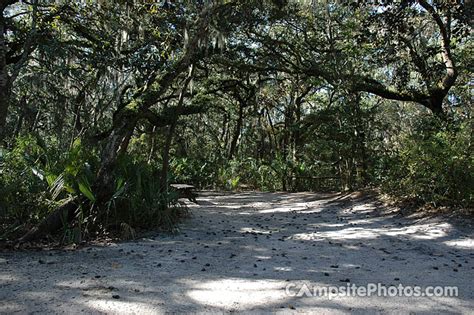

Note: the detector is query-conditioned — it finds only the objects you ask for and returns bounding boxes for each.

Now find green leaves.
[380,118,473,207]
[77,176,95,202]
[46,173,67,200]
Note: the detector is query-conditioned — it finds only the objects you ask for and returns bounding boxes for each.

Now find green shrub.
[110,157,185,231]
[0,135,184,241]
[381,120,473,207]
[0,136,51,239]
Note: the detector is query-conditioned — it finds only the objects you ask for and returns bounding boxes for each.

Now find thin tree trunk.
[147,126,157,164]
[228,101,244,160]
[0,86,9,143]
[70,90,84,147]
[220,112,228,143]
[0,14,10,143]
[13,111,23,138]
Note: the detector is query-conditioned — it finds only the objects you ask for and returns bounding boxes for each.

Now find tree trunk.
[147,126,157,164]
[13,110,23,138]
[0,15,10,143]
[95,112,137,206]
[228,101,244,160]
[0,86,9,143]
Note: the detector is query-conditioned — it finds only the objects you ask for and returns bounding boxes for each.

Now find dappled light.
[291,223,451,242]
[0,0,472,313]
[186,278,289,308]
[258,204,317,214]
[1,192,472,313]
[84,299,160,314]
[444,239,474,250]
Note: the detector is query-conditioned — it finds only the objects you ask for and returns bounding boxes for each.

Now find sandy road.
[1,191,473,314]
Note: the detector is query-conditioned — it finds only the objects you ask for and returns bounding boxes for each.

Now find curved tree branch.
[418,0,457,93]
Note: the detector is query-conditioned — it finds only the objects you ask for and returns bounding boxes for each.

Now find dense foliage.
[0,0,472,242]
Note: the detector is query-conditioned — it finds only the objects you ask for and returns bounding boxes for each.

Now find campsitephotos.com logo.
[285,283,459,300]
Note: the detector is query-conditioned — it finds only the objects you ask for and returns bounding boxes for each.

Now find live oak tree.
[227,0,470,116]
[0,0,471,242]
[93,1,239,205]
[17,0,242,239]
[348,0,468,116]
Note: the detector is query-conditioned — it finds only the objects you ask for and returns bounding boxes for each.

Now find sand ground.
[1,191,473,314]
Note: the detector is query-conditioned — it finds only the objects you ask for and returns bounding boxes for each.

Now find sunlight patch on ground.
[240,227,272,234]
[347,218,385,225]
[443,238,474,249]
[291,223,450,241]
[341,263,362,268]
[0,302,22,313]
[186,278,288,308]
[311,223,346,228]
[0,273,18,283]
[249,202,275,208]
[291,229,378,241]
[259,204,313,214]
[56,279,146,292]
[84,299,159,314]
[238,211,259,215]
[341,244,362,250]
[218,205,247,209]
[404,223,451,239]
[410,230,448,240]
[351,204,376,213]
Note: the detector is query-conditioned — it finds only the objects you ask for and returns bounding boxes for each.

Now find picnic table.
[170,184,198,203]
